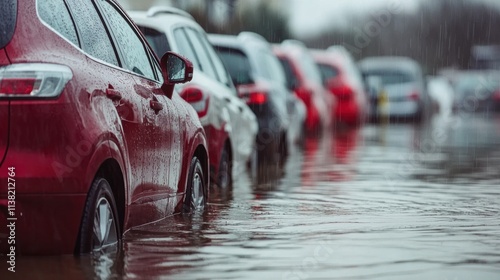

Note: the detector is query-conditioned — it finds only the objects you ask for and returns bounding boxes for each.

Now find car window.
[278,56,299,90]
[318,63,339,85]
[362,70,415,86]
[184,28,218,81]
[98,0,155,80]
[37,0,79,46]
[65,0,118,66]
[257,50,286,85]
[215,47,253,86]
[0,0,16,49]
[198,33,231,86]
[298,51,323,85]
[138,25,171,59]
[174,28,202,72]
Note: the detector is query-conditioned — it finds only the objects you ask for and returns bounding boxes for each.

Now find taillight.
[0,64,72,98]
[493,90,500,101]
[0,78,37,95]
[330,84,353,100]
[242,91,267,105]
[180,87,209,118]
[408,91,420,101]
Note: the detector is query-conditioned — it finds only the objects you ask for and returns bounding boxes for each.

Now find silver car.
[359,56,431,121]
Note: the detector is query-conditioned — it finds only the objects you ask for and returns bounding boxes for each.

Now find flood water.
[4,113,500,280]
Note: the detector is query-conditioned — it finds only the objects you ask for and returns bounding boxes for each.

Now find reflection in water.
[4,114,500,280]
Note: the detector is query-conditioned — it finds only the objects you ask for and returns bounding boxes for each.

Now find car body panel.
[0,49,9,166]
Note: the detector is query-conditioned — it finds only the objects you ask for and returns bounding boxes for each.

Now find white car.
[130,7,258,187]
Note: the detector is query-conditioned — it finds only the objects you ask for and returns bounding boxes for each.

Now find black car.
[209,32,306,169]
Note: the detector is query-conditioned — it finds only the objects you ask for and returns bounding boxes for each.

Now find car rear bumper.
[336,100,360,125]
[0,192,86,255]
[370,100,421,118]
[0,145,91,255]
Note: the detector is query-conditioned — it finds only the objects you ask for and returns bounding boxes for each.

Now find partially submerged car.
[273,41,334,133]
[359,56,431,121]
[312,46,368,126]
[209,32,306,167]
[0,0,208,255]
[451,71,500,113]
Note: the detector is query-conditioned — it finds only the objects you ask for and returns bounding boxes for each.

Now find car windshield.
[253,49,286,85]
[298,51,323,85]
[214,47,253,86]
[317,63,339,85]
[278,56,299,90]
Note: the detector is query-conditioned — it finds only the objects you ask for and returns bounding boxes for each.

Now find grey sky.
[289,0,419,37]
[288,0,500,38]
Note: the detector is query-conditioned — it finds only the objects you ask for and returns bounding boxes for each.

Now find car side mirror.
[160,51,193,98]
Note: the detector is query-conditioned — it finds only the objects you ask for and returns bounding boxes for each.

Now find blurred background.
[118,0,500,74]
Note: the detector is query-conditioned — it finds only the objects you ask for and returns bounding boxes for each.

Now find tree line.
[184,0,500,74]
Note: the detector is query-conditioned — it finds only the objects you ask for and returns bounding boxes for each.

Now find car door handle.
[150,99,163,112]
[106,84,122,101]
[238,105,244,112]
[224,97,232,103]
[106,88,122,101]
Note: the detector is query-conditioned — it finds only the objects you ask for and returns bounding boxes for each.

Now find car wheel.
[77,177,120,254]
[217,146,232,189]
[183,156,206,213]
[278,133,288,167]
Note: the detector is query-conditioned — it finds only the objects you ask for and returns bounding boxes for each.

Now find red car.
[0,0,208,255]
[312,47,369,126]
[273,41,335,133]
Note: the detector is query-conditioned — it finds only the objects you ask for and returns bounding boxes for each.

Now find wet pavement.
[4,113,500,280]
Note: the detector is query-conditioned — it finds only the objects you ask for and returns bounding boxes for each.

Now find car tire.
[77,177,120,254]
[248,145,259,181]
[183,156,206,214]
[278,132,288,167]
[217,146,232,189]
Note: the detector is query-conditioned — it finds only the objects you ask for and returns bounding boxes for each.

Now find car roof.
[273,40,311,60]
[311,48,350,65]
[208,32,271,53]
[128,8,201,33]
[145,6,194,20]
[358,56,421,73]
[207,34,242,50]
